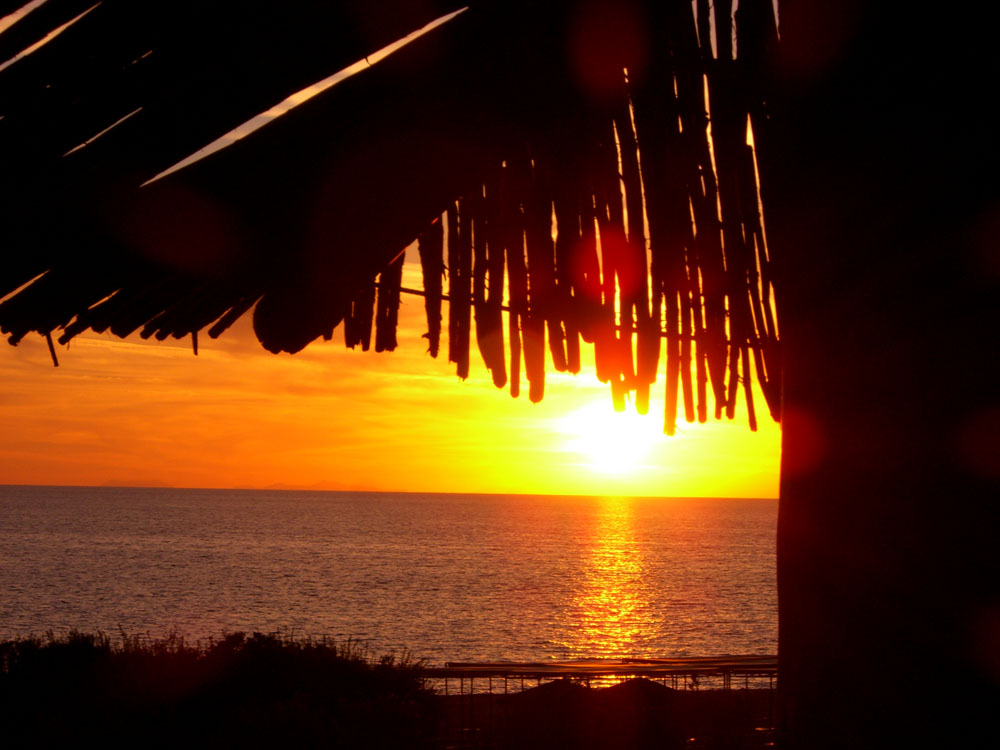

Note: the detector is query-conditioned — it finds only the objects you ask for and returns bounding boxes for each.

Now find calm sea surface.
[0,486,776,663]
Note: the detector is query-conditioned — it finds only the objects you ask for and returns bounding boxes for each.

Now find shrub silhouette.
[0,631,437,749]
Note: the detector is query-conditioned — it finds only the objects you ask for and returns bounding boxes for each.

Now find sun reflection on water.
[562,496,655,658]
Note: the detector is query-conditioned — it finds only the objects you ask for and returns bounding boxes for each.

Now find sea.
[0,485,777,664]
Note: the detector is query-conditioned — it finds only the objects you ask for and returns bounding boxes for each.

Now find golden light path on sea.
[569,496,652,657]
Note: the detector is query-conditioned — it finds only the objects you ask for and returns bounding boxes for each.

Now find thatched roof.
[0,0,781,433]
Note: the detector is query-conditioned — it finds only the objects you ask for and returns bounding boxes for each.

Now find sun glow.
[560,401,668,475]
[0,254,780,498]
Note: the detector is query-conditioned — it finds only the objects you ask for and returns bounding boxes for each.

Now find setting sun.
[0,254,781,498]
[560,401,664,475]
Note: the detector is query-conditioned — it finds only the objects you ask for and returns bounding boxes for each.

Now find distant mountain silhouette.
[101,479,173,488]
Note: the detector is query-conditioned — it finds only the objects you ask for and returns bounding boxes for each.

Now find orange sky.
[0,4,780,498]
[0,257,780,497]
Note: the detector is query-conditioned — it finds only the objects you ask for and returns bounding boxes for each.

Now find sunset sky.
[1,256,780,497]
[0,2,781,498]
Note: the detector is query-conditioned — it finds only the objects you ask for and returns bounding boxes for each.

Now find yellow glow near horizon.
[0,255,780,498]
[559,401,664,476]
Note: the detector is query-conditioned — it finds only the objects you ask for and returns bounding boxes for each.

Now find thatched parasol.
[0,0,780,435]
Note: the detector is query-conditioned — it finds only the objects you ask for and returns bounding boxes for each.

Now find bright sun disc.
[560,401,664,475]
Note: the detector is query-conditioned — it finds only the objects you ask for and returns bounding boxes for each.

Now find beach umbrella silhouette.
[0,1,996,748]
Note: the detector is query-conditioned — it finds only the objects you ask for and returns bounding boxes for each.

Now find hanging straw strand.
[472,183,506,387]
[417,217,444,358]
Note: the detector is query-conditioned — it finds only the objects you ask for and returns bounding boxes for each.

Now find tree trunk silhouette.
[770,3,1000,747]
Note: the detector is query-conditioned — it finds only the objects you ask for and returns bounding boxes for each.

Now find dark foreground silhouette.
[440,677,773,749]
[0,631,437,749]
[0,632,772,749]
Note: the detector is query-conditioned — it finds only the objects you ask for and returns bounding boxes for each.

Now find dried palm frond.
[0,0,781,432]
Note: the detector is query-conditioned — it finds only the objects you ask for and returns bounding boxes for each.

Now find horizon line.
[0,481,778,500]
